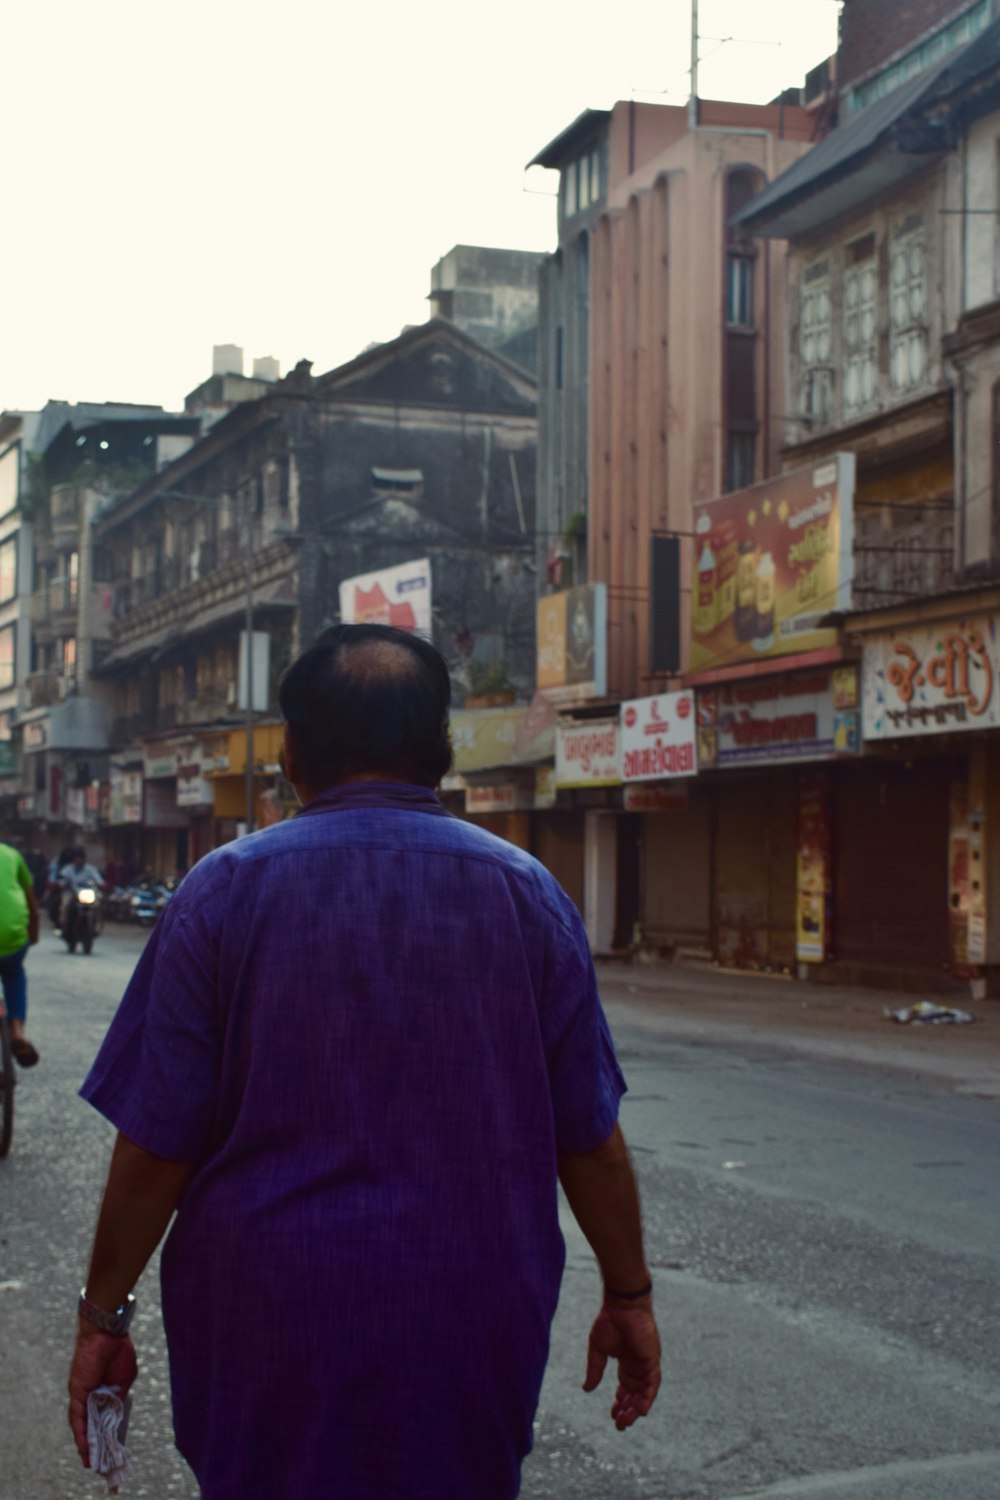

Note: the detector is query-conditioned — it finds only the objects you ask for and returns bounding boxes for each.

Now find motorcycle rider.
[58,847,104,932]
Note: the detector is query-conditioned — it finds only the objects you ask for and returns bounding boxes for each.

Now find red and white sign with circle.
[619,691,699,782]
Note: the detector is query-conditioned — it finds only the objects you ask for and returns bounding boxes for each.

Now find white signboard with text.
[555,719,620,787]
[863,617,1000,739]
[620,692,698,782]
[339,558,432,638]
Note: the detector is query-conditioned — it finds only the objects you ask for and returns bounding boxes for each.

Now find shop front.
[620,690,701,956]
[697,665,861,971]
[553,716,622,949]
[448,700,558,856]
[853,605,1000,982]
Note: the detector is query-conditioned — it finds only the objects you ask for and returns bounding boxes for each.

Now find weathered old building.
[92,320,537,869]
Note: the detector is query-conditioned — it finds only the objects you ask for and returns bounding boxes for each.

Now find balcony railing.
[26,670,72,709]
[854,508,954,610]
[30,579,78,625]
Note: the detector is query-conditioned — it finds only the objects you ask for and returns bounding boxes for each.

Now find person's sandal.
[10,1038,39,1068]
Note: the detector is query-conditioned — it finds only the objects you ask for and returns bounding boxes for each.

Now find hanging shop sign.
[863,616,1000,739]
[691,455,855,672]
[697,668,860,770]
[109,767,143,825]
[143,746,180,779]
[177,760,215,808]
[536,584,608,704]
[619,692,697,782]
[555,719,620,788]
[339,557,432,637]
[796,771,833,964]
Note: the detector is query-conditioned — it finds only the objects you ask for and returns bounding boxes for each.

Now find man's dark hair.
[279,624,453,790]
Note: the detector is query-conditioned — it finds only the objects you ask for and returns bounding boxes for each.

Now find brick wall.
[838,0,976,93]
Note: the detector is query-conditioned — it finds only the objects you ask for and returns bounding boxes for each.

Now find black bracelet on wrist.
[604,1279,653,1301]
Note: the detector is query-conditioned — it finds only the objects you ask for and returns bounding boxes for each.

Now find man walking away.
[69,624,660,1499]
[0,840,41,1067]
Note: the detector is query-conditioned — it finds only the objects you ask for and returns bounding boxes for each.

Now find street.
[1,928,998,1499]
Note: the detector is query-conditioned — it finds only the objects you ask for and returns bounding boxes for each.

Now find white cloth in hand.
[86,1385,133,1493]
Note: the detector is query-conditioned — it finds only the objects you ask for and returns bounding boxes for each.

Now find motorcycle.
[63,884,102,954]
[129,879,175,928]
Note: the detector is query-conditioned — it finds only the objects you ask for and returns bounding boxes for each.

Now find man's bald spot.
[335,636,425,685]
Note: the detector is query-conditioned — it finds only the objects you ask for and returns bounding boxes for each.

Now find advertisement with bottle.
[691,456,855,673]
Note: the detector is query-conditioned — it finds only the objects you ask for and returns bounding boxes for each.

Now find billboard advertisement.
[536,584,607,703]
[863,616,1000,739]
[339,558,432,637]
[619,691,697,782]
[691,455,855,673]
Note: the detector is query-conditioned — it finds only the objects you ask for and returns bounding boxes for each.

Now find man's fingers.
[582,1339,608,1392]
[67,1393,91,1465]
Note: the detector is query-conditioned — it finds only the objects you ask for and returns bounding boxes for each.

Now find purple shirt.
[82,782,626,1500]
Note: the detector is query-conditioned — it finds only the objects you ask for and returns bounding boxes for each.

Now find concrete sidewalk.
[595,957,1000,1097]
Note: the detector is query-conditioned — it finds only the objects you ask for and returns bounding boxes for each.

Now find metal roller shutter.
[834,760,953,969]
[714,772,797,970]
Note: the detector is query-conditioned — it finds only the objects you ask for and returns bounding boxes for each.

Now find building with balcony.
[729,2,1000,987]
[14,401,200,844]
[92,320,538,871]
[0,410,38,815]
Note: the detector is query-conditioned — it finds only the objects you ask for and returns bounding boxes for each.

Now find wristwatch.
[78,1289,136,1337]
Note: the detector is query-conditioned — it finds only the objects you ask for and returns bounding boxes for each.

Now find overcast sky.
[0,0,841,415]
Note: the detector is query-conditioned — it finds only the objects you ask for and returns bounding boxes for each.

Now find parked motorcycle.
[63,884,101,954]
[130,879,175,928]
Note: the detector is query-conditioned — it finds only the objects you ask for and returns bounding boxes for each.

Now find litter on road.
[884,1002,974,1026]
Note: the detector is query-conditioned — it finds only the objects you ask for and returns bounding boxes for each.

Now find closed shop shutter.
[641,789,712,951]
[834,759,953,969]
[714,773,797,969]
[534,811,585,915]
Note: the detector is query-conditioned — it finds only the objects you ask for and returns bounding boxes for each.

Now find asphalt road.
[1,925,997,1499]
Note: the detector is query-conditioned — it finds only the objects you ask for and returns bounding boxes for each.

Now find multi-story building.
[721,0,1000,987]
[0,410,39,822]
[13,402,200,851]
[521,95,817,952]
[92,319,538,873]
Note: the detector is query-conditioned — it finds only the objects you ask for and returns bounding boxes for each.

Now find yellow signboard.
[691,456,855,673]
[536,584,607,702]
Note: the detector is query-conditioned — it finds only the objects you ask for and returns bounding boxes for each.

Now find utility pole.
[688,0,699,132]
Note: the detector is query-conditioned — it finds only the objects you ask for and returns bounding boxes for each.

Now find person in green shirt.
[0,840,41,1067]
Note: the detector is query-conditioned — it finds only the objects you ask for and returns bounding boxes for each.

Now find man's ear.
[281,725,303,798]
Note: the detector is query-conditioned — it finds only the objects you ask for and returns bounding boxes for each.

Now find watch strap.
[78,1289,136,1337]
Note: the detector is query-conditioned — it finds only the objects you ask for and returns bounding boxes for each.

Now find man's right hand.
[582,1301,661,1431]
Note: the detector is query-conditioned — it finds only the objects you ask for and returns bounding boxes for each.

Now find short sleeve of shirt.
[80,873,224,1162]
[15,853,33,894]
[537,888,627,1158]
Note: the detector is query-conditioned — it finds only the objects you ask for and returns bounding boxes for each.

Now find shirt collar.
[297,781,449,818]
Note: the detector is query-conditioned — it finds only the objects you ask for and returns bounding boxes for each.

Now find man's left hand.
[68,1325,137,1466]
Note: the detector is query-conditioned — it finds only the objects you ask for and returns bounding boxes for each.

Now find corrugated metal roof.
[736,63,951,236]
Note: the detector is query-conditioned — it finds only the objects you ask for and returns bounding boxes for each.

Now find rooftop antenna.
[688,0,699,130]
